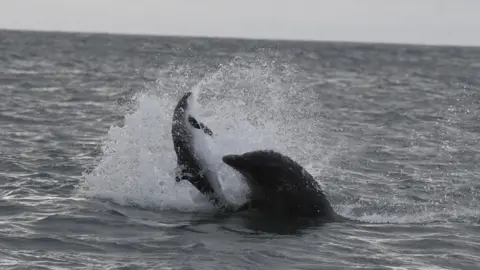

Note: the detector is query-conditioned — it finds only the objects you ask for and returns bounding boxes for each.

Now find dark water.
[1,29,479,269]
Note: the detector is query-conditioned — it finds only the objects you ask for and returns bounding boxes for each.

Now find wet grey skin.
[222,150,348,221]
[171,92,246,213]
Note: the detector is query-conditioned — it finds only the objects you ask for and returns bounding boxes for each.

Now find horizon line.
[1,27,479,49]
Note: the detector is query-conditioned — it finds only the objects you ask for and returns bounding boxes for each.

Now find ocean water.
[0,29,479,270]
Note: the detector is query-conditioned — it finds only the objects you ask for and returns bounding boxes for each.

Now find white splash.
[80,54,348,216]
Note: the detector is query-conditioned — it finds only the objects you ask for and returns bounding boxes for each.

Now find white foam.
[81,93,207,211]
[80,55,355,217]
[81,56,298,212]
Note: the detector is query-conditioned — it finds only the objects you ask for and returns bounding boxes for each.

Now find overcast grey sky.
[1,0,479,46]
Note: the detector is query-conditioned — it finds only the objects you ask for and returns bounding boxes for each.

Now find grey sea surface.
[1,30,479,269]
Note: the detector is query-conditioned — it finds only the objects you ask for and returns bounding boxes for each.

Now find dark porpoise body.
[222,150,347,221]
[171,92,245,213]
